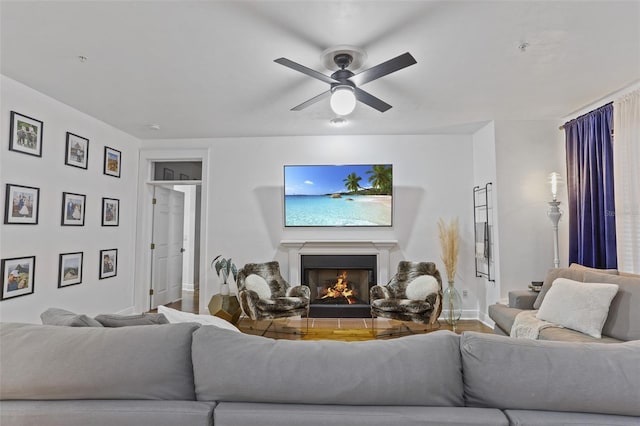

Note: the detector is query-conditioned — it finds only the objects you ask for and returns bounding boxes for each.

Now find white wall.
[472,121,500,323]
[493,119,567,300]
[0,76,140,323]
[142,134,479,317]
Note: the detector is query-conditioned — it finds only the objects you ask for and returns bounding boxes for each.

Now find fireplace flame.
[321,271,356,304]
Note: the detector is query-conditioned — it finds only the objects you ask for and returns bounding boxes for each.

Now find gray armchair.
[237,261,310,320]
[370,261,443,324]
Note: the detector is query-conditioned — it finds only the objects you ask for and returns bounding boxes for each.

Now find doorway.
[135,152,208,315]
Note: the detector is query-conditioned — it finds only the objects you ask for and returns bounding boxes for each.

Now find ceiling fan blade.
[274,58,338,85]
[354,88,392,112]
[291,90,332,111]
[349,52,417,86]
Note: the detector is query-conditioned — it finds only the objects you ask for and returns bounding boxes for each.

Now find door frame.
[135,148,209,314]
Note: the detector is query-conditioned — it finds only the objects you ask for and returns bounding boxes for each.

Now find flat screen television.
[284,164,393,227]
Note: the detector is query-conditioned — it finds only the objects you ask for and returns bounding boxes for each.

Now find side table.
[208,293,242,325]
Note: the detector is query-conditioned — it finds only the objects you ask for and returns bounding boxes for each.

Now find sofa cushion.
[460,332,640,417]
[214,403,508,426]
[538,326,623,343]
[583,271,640,341]
[0,322,199,400]
[0,400,216,426]
[94,313,169,327]
[536,278,619,338]
[40,307,103,327]
[504,410,640,426]
[192,327,464,407]
[487,304,521,335]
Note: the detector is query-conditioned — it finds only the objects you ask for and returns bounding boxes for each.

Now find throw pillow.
[405,275,439,300]
[40,307,104,327]
[94,313,169,327]
[536,278,619,338]
[533,268,585,309]
[157,305,240,332]
[244,273,271,299]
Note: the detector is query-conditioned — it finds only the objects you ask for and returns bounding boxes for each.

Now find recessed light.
[330,117,347,127]
[77,55,88,63]
[148,124,161,130]
[518,42,529,52]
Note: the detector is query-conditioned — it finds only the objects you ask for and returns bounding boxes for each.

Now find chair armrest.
[370,285,391,301]
[287,285,310,299]
[508,290,538,310]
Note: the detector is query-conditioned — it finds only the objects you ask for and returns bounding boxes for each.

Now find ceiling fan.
[274,47,417,116]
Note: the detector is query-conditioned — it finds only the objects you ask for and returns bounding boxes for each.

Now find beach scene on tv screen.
[284,164,392,227]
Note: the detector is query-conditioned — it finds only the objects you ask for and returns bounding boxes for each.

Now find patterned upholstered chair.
[237,261,310,321]
[370,261,443,325]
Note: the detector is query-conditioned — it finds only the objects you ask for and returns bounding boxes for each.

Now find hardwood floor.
[161,290,493,340]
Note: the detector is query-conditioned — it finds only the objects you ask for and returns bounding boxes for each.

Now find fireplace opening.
[301,255,376,318]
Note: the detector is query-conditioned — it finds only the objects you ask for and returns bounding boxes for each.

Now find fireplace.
[301,255,376,318]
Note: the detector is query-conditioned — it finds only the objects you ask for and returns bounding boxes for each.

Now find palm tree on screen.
[343,173,362,193]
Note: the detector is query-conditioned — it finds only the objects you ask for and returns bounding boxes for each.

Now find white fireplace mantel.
[280,240,398,285]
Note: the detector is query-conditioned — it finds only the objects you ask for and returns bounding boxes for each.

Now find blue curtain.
[564,103,617,268]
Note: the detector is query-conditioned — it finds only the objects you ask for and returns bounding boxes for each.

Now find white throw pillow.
[536,278,619,338]
[157,305,240,333]
[405,275,440,300]
[244,274,271,299]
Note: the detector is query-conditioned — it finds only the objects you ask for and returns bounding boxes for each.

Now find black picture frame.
[61,192,86,226]
[1,256,36,301]
[4,184,40,225]
[58,252,83,288]
[65,132,89,169]
[163,168,174,180]
[101,197,119,226]
[9,111,43,157]
[103,146,121,178]
[180,173,189,180]
[99,248,118,279]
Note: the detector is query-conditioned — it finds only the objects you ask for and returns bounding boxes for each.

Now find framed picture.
[163,168,174,180]
[102,197,119,226]
[1,256,35,301]
[61,192,86,226]
[180,173,189,180]
[58,252,83,288]
[99,248,118,279]
[4,184,40,225]
[103,146,121,178]
[9,111,43,157]
[65,132,89,169]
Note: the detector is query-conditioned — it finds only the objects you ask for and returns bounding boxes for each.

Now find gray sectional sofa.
[489,264,640,342]
[1,322,639,425]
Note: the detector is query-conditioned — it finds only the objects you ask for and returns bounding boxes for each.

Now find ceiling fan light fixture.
[330,86,356,116]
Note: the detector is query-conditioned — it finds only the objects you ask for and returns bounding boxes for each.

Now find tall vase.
[220,282,230,296]
[442,281,462,330]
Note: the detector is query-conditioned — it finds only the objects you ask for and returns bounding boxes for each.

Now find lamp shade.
[330,86,356,116]
[549,172,561,201]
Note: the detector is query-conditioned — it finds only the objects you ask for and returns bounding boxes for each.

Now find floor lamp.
[547,172,562,268]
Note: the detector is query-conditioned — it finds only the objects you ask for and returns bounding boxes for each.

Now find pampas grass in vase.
[438,218,462,328]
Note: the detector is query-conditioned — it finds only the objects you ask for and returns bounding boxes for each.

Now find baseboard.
[116,306,137,315]
[182,284,195,292]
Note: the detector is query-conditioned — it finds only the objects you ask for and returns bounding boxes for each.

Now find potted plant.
[211,255,237,295]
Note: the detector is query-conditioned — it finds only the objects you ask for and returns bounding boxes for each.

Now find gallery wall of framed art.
[0,75,141,323]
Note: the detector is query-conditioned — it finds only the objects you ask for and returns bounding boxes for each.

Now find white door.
[151,186,185,309]
[167,189,185,302]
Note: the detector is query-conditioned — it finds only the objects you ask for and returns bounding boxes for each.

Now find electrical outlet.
[462,289,468,297]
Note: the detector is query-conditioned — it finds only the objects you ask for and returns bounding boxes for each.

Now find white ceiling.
[2,0,639,140]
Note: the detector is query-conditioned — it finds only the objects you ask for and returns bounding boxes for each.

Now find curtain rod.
[558,102,614,130]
